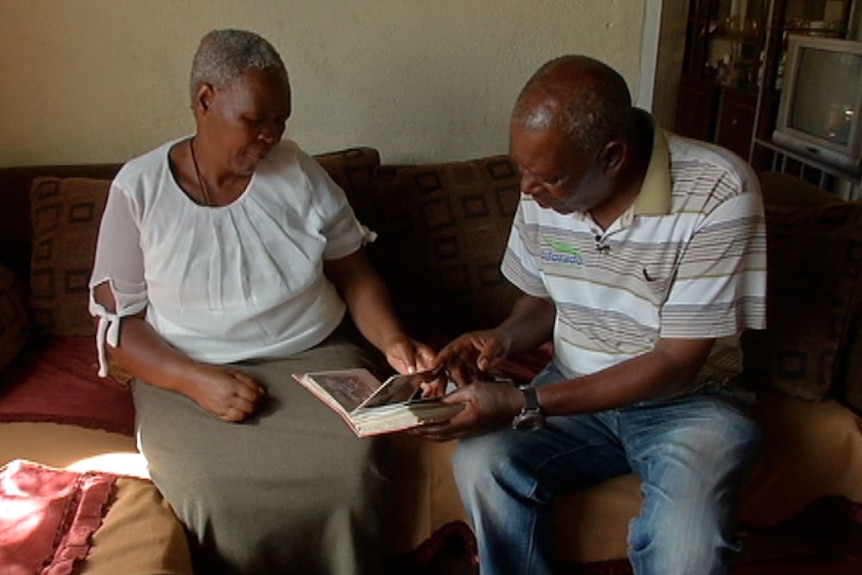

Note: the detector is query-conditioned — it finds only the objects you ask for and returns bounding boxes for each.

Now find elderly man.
[421,55,767,575]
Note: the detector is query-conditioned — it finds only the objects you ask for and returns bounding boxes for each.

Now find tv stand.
[753,138,862,201]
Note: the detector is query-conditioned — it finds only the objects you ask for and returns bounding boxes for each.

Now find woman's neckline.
[167,136,253,209]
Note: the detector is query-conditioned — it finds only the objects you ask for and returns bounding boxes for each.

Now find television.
[772,35,862,176]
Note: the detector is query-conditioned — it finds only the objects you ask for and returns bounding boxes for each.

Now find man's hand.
[412,376,523,441]
[433,329,513,386]
[185,364,266,423]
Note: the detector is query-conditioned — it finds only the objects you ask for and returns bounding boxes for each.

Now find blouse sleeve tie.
[359,224,377,245]
[88,280,148,378]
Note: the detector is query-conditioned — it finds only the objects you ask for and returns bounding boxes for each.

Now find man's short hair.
[513,55,632,155]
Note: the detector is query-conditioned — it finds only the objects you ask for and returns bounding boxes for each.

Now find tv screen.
[790,47,862,147]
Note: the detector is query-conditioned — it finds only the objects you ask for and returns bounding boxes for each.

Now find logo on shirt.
[541,237,584,266]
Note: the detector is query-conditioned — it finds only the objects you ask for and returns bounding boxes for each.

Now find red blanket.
[0,336,135,436]
[0,460,117,575]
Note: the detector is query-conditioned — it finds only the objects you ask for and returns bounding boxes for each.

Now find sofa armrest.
[758,171,845,208]
[837,321,862,415]
[0,261,29,373]
[75,476,193,575]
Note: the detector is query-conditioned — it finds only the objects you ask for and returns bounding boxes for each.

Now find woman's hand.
[381,333,446,396]
[93,284,266,422]
[185,363,266,423]
[382,332,436,374]
[326,250,438,384]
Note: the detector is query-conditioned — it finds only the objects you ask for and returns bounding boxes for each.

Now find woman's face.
[199,68,292,176]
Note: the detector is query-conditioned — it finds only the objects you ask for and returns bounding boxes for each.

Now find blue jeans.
[452,362,761,575]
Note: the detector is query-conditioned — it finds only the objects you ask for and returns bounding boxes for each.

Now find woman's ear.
[193,83,215,113]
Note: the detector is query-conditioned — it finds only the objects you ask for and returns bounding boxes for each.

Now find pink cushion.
[0,459,116,575]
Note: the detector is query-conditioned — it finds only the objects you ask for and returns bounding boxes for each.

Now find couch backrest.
[371,156,523,336]
[743,172,862,415]
[6,155,860,415]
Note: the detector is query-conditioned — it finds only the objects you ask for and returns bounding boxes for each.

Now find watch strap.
[512,384,545,431]
[518,384,541,412]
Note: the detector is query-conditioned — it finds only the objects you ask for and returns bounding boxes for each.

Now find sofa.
[1,148,861,575]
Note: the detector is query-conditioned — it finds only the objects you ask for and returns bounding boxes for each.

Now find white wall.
[0,0,649,166]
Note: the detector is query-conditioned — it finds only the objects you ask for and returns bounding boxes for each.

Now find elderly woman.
[88,29,433,575]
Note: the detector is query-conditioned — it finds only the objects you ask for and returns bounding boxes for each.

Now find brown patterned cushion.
[313,147,380,212]
[375,156,523,335]
[314,147,385,263]
[29,177,110,336]
[0,262,29,371]
[742,202,862,401]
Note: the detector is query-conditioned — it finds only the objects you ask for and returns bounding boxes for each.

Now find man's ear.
[599,140,626,176]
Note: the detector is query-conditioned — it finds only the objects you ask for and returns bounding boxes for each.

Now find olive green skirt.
[132,328,392,575]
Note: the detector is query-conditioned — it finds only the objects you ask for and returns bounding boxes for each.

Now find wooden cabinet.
[716,89,758,158]
[675,77,719,142]
[675,0,768,155]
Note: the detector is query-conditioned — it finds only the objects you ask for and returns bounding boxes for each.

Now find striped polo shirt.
[501,120,767,384]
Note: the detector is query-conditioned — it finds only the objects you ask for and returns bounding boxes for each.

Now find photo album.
[292,368,464,437]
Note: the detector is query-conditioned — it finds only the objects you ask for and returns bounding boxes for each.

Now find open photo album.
[292,368,464,437]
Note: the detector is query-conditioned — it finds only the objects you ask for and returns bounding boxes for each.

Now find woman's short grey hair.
[190,29,287,101]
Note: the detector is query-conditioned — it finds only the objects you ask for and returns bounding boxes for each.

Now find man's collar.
[631,114,671,216]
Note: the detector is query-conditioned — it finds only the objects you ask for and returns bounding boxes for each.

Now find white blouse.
[89,138,374,376]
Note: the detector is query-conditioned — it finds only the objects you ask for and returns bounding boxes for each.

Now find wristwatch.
[511,385,545,431]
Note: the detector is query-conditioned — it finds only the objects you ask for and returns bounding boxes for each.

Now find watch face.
[512,410,545,431]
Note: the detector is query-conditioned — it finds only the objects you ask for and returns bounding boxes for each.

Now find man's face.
[201,68,292,176]
[509,123,609,214]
